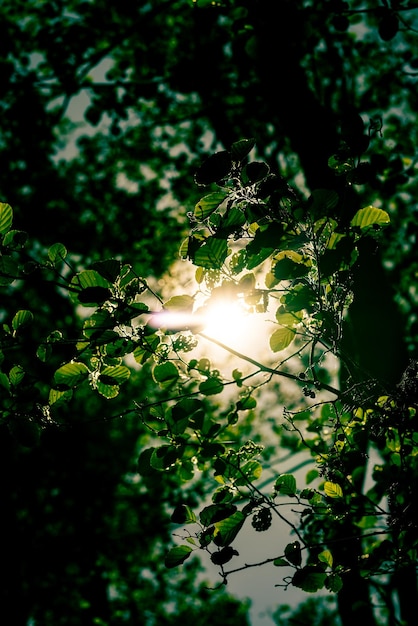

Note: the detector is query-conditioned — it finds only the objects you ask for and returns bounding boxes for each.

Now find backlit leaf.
[269,327,295,352]
[318,550,333,567]
[70,270,112,306]
[12,309,34,332]
[199,377,224,396]
[152,361,179,388]
[48,243,67,264]
[274,474,297,496]
[0,202,13,235]
[54,362,90,388]
[165,545,193,568]
[214,511,245,546]
[194,191,229,220]
[193,237,228,269]
[9,365,25,386]
[163,295,195,311]
[350,206,390,229]
[200,503,237,526]
[323,481,343,498]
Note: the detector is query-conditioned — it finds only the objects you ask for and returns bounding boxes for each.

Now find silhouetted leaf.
[379,13,399,41]
[210,546,238,565]
[292,566,327,592]
[230,138,255,162]
[285,541,302,566]
[194,151,232,186]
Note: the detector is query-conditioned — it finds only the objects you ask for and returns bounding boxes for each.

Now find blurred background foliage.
[0,0,417,624]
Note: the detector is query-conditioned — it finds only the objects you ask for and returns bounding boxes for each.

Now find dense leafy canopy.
[1,1,418,625]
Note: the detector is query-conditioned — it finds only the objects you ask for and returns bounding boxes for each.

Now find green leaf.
[48,388,73,406]
[70,270,112,306]
[273,558,289,567]
[323,481,343,498]
[236,395,257,410]
[216,207,246,236]
[90,259,121,282]
[194,191,229,220]
[235,460,262,485]
[150,445,179,470]
[0,372,10,393]
[99,365,130,385]
[214,511,246,546]
[200,503,237,526]
[193,237,228,269]
[0,202,13,234]
[152,361,179,388]
[318,550,333,567]
[2,229,28,249]
[230,138,255,162]
[292,567,327,592]
[273,256,309,280]
[54,362,90,388]
[48,243,67,264]
[96,365,131,398]
[12,310,34,332]
[326,573,343,592]
[285,541,302,566]
[269,326,295,352]
[0,255,19,285]
[199,377,224,396]
[350,206,390,229]
[133,335,160,364]
[163,294,195,311]
[137,447,156,477]
[275,311,301,327]
[164,545,193,568]
[9,365,25,386]
[274,474,297,496]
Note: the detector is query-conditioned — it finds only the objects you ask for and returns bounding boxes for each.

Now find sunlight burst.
[200,300,254,347]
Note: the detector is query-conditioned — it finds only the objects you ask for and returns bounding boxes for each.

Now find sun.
[201,301,248,343]
[199,300,255,348]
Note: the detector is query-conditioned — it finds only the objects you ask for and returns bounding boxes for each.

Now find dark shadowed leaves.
[194,151,232,186]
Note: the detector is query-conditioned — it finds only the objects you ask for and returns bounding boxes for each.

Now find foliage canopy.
[1,1,417,625]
